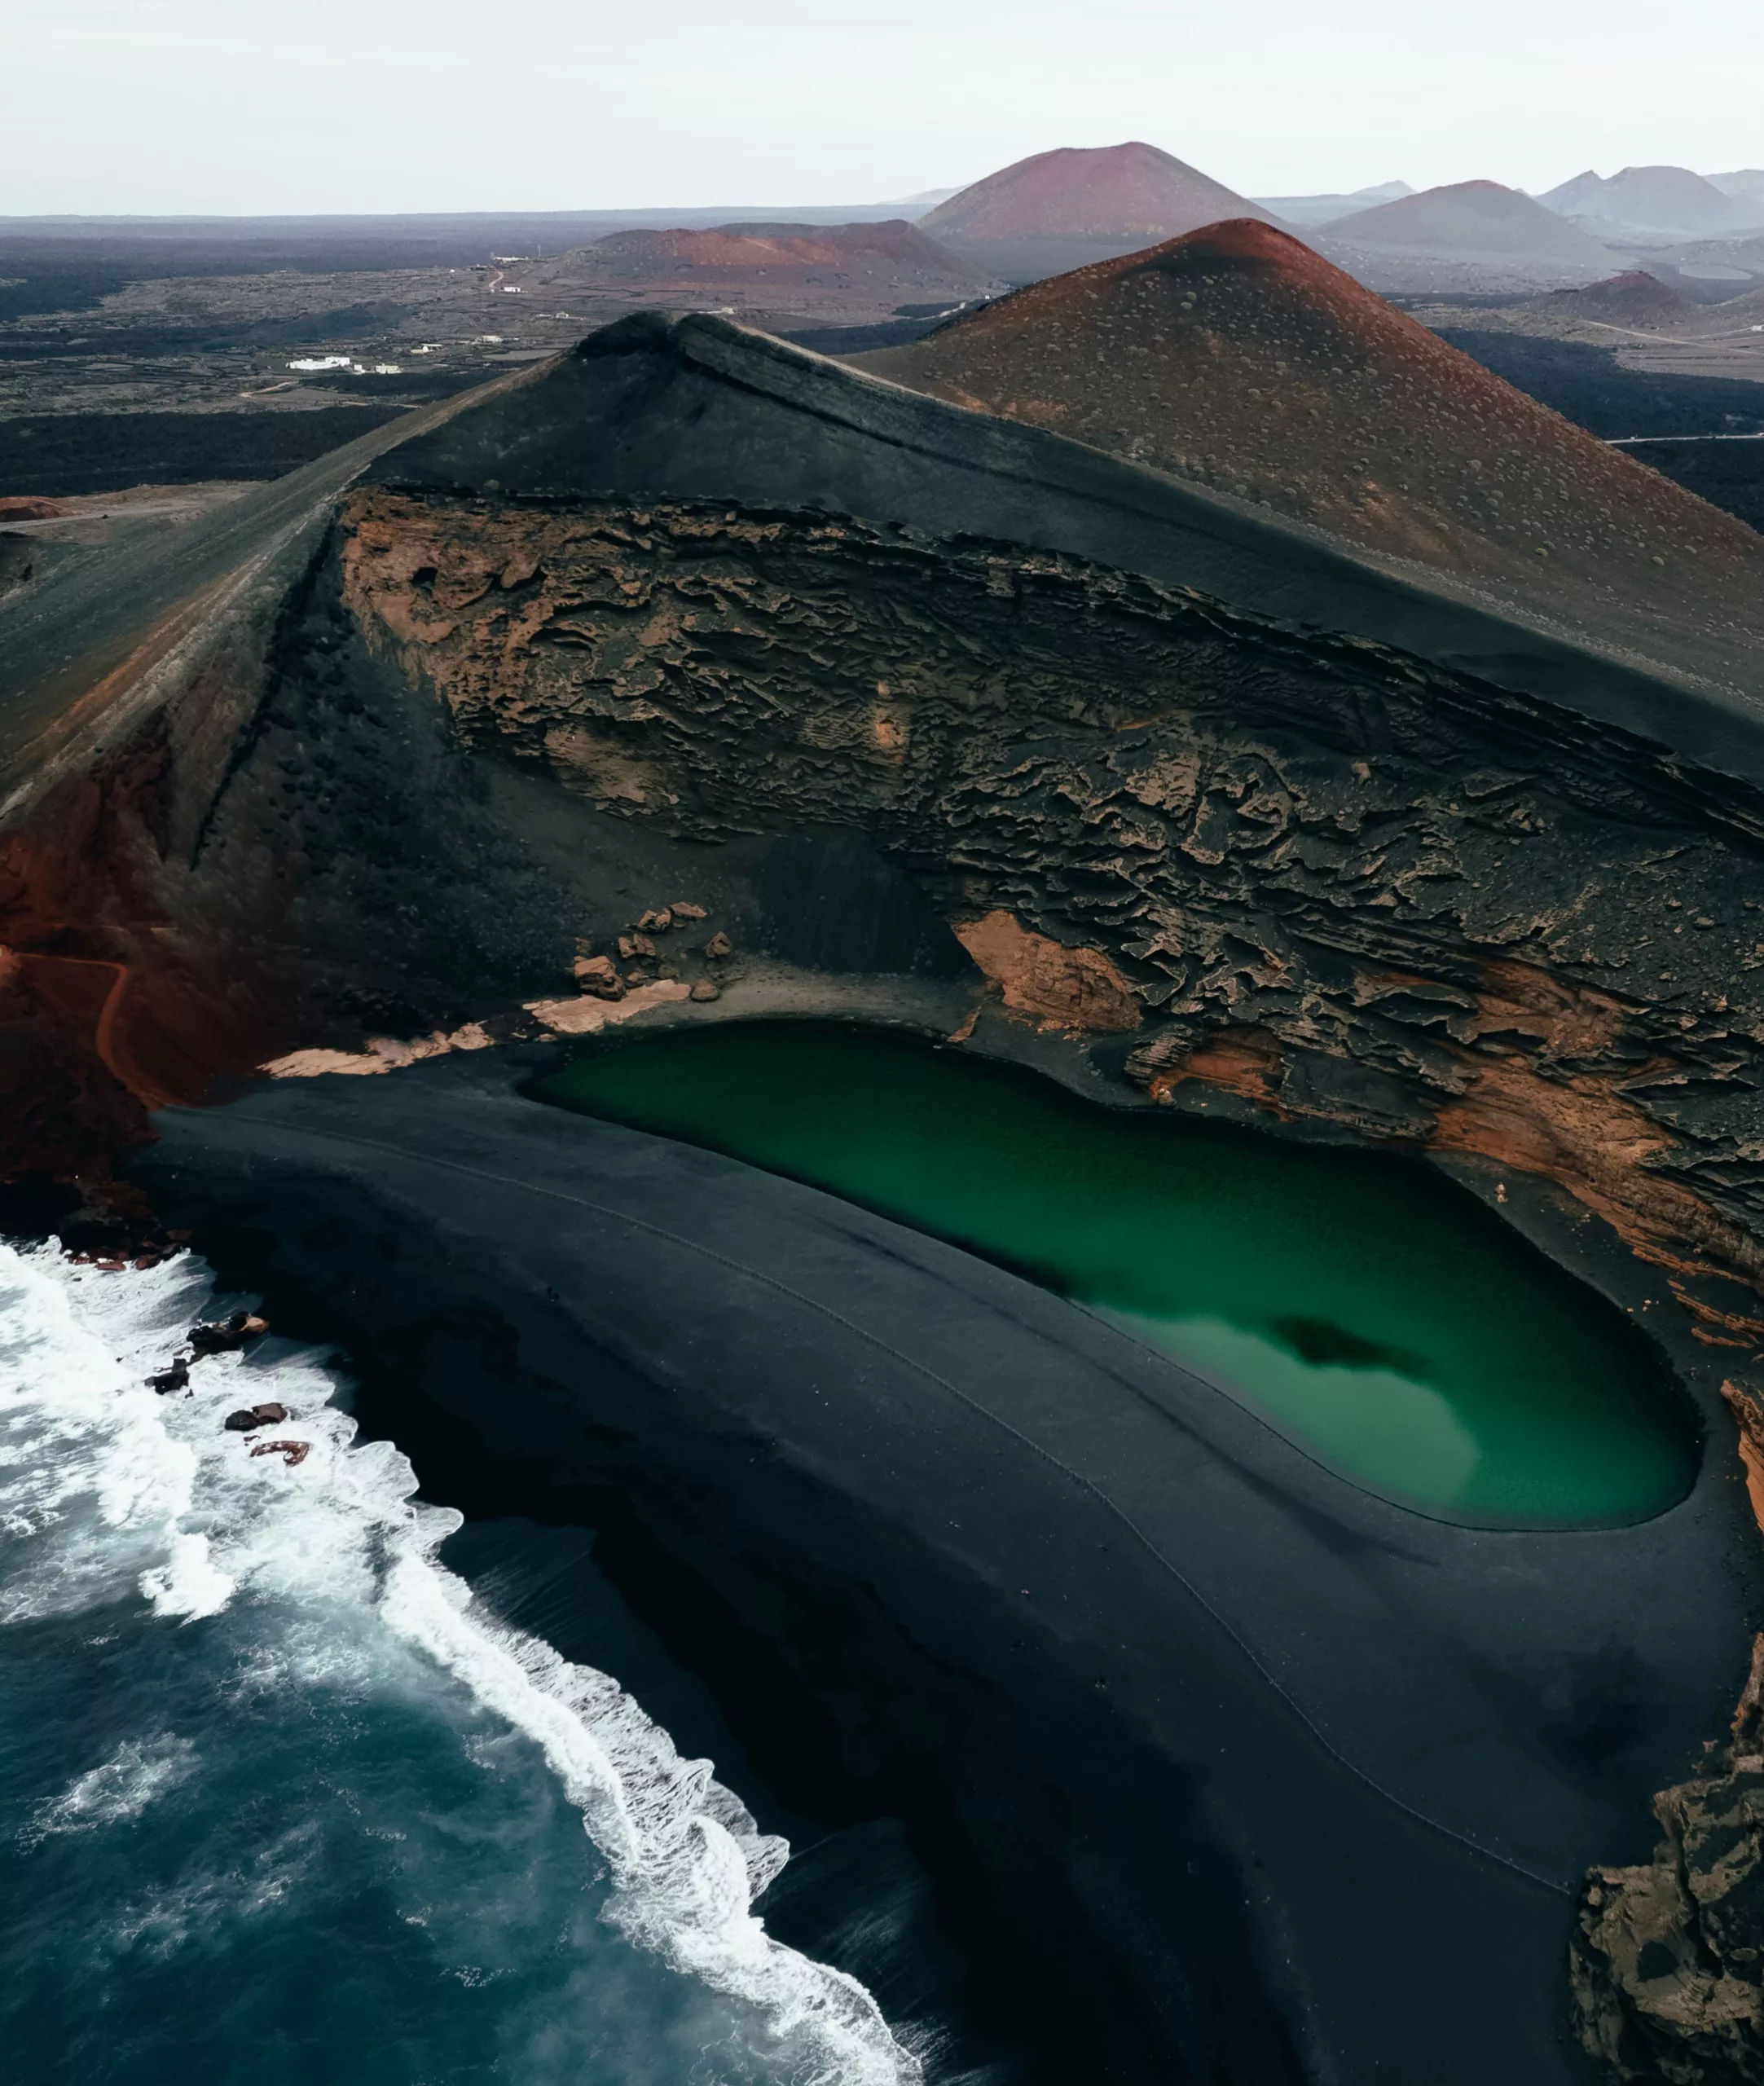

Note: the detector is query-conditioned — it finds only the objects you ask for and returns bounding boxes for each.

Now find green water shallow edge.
[533,1022,1700,1527]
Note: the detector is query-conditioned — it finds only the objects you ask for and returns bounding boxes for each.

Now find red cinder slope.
[574,219,988,287]
[922,142,1274,245]
[851,219,1764,654]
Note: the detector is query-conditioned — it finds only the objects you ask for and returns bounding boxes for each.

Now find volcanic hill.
[564,218,988,294]
[534,219,999,329]
[1540,165,1761,240]
[1320,181,1619,273]
[917,141,1274,281]
[1535,270,1695,327]
[1435,272,1699,345]
[851,218,1764,661]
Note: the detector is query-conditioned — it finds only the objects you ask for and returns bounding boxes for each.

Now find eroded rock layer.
[326,483,1764,1336]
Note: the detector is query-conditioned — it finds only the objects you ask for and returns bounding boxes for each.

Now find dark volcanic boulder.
[222,1402,290,1432]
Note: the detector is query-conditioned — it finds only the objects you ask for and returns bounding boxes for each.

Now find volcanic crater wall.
[331,483,1764,1370]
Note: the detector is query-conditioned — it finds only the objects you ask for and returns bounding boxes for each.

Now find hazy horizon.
[5,0,1761,218]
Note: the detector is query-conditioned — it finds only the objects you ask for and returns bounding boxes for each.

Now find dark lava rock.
[222,1402,290,1432]
[189,1309,267,1354]
[1573,1635,1764,2081]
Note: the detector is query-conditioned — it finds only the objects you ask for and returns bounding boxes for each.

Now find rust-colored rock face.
[0,760,288,1184]
[952,911,1141,1032]
[853,220,1764,656]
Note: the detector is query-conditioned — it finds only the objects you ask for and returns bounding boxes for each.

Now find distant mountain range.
[1537,165,1764,240]
[1251,182,1414,226]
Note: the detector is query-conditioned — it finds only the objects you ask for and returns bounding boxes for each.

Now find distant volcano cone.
[561,219,996,295]
[1538,271,1692,326]
[1322,181,1617,271]
[918,142,1276,281]
[851,218,1764,645]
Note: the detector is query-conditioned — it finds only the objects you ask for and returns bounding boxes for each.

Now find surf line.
[1607,432,1764,445]
[13,1243,919,2086]
[230,1115,1577,1902]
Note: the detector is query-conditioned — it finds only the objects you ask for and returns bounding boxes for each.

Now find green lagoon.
[535,1023,1698,1526]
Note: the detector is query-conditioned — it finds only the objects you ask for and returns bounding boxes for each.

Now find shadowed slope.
[850,219,1764,655]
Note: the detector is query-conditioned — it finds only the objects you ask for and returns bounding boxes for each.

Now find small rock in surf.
[224,1402,291,1432]
[189,1310,269,1354]
[248,1439,310,1466]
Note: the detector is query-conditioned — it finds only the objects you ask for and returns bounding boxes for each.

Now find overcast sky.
[5,0,1761,216]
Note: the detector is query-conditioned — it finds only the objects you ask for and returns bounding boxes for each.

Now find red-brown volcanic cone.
[921,143,1274,245]
[852,220,1764,651]
[577,219,987,286]
[1542,271,1693,325]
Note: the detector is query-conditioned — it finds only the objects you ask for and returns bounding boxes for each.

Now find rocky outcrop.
[952,909,1141,1032]
[331,485,1764,1336]
[1574,1638,1764,2082]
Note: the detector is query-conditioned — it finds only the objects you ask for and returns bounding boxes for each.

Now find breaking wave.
[0,1239,917,2085]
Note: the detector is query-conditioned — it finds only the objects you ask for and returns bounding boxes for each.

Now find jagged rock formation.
[319,478,1764,1333]
[1574,1635,1764,2082]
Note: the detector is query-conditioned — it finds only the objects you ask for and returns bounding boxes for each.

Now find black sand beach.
[130,1046,1763,2085]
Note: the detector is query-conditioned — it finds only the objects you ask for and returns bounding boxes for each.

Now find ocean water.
[537,1021,1698,1525]
[0,1240,918,2086]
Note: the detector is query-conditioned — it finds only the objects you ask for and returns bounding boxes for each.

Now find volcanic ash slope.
[851,218,1764,671]
[561,220,995,297]
[916,140,1277,281]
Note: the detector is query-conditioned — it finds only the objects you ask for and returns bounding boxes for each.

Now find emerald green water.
[534,1023,1698,1526]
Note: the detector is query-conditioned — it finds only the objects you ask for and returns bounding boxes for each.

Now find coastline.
[127,1045,1764,2084]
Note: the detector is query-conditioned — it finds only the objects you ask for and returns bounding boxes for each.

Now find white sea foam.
[0,1242,918,2086]
[28,1734,199,1841]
